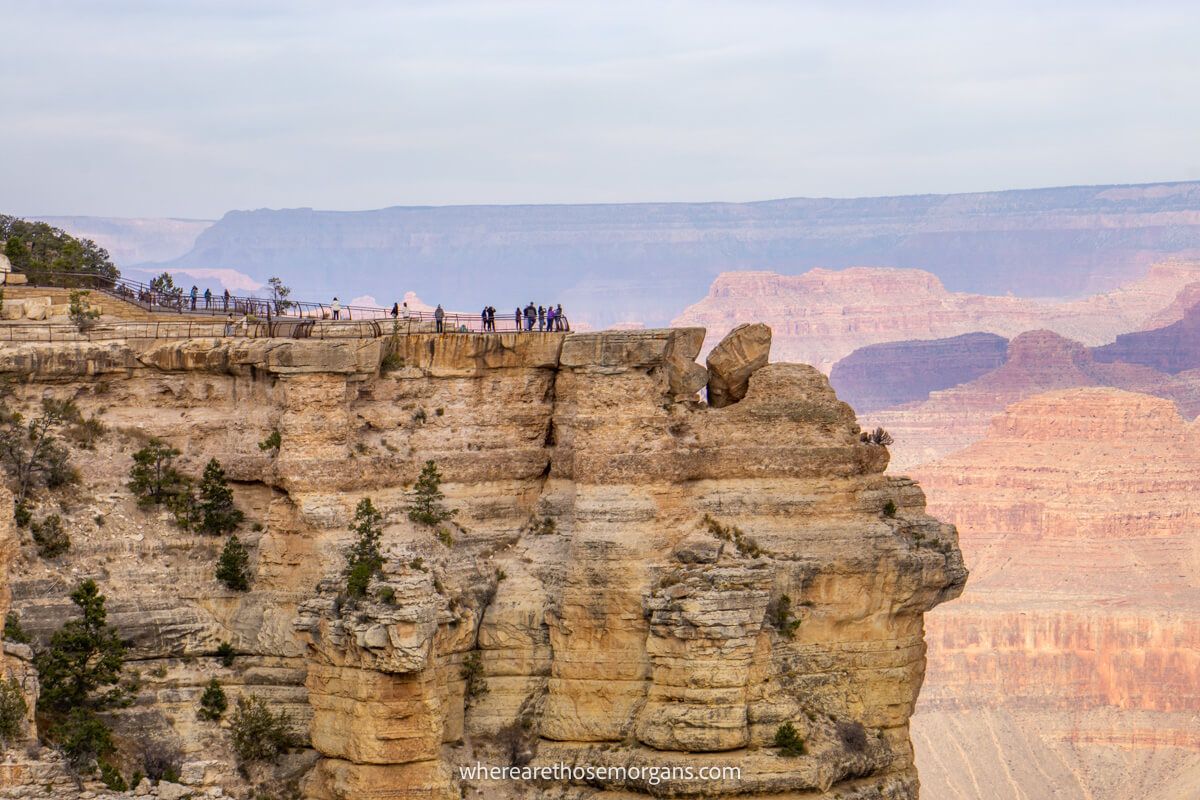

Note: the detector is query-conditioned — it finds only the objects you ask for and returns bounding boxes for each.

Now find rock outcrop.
[705,323,771,407]
[830,332,1009,414]
[674,261,1200,371]
[0,329,965,800]
[908,389,1200,800]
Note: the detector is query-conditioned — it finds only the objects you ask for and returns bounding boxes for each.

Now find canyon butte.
[0,321,966,799]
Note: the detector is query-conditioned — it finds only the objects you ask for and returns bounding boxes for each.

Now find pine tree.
[127,439,186,507]
[197,678,227,721]
[197,458,243,535]
[34,580,126,768]
[406,461,456,526]
[215,535,250,591]
[344,498,384,599]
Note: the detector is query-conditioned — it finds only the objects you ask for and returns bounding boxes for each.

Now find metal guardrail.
[0,319,390,342]
[17,271,570,334]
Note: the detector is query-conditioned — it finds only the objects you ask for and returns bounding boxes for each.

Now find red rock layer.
[1093,302,1200,374]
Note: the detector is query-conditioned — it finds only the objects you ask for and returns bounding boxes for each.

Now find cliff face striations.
[908,389,1200,800]
[0,328,964,799]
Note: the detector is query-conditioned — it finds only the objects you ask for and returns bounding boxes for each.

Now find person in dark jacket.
[223,288,230,311]
[537,305,546,331]
[515,307,522,331]
[391,302,399,319]
[434,304,445,333]
[524,302,536,331]
[555,303,566,331]
[204,287,212,309]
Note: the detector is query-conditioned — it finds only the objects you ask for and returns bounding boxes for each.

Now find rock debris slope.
[0,327,964,800]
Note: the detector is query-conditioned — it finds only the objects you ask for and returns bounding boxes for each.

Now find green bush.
[461,651,488,707]
[216,641,236,667]
[0,215,119,283]
[258,430,281,453]
[197,678,228,721]
[0,676,27,747]
[770,594,802,640]
[68,290,101,332]
[882,500,897,518]
[773,721,806,757]
[3,611,30,644]
[229,695,294,763]
[215,535,251,591]
[377,585,396,605]
[54,708,114,769]
[98,760,127,791]
[703,514,761,558]
[31,514,69,558]
[0,398,82,505]
[406,461,456,527]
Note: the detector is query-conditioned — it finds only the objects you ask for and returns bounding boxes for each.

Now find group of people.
[513,302,566,332]
[381,300,568,333]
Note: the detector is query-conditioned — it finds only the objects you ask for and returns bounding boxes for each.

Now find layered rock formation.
[1093,301,1200,374]
[674,261,1200,371]
[867,330,1200,470]
[907,389,1200,800]
[0,328,965,799]
[829,333,1009,414]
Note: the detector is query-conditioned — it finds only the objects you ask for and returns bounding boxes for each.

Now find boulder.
[705,323,772,407]
[22,297,51,321]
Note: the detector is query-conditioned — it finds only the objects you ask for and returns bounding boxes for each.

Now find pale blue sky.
[4,0,1200,218]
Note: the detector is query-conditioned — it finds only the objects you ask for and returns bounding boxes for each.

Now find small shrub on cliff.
[31,513,70,558]
[127,439,187,507]
[66,415,106,450]
[68,290,101,332]
[258,430,281,453]
[3,611,30,644]
[702,514,761,558]
[229,695,294,763]
[769,594,802,640]
[343,498,384,600]
[216,535,251,591]
[197,679,228,721]
[98,760,127,791]
[0,677,28,747]
[837,720,869,753]
[882,499,897,518]
[196,458,243,535]
[216,641,236,667]
[141,739,182,782]
[0,398,81,506]
[377,585,396,605]
[461,651,489,707]
[772,722,806,757]
[860,427,894,446]
[407,460,456,527]
[55,708,114,769]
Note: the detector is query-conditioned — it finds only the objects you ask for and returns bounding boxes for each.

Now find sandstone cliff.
[0,328,965,800]
[674,262,1200,372]
[907,389,1200,800]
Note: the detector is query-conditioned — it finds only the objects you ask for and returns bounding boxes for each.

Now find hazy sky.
[5,1,1200,219]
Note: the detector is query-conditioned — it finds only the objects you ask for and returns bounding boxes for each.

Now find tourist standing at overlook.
[190,285,198,310]
[524,302,536,331]
[434,304,445,333]
[555,304,565,331]
[391,302,399,319]
[204,288,212,309]
[331,297,341,320]
[480,306,489,332]
[546,305,556,331]
[222,288,230,311]
[514,307,522,331]
[537,305,546,331]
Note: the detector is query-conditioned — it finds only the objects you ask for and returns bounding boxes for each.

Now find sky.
[4,0,1200,219]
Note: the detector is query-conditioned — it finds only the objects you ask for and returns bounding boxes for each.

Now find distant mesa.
[676,260,1200,372]
[866,327,1200,471]
[41,180,1200,329]
[829,331,1008,414]
[1092,300,1200,374]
